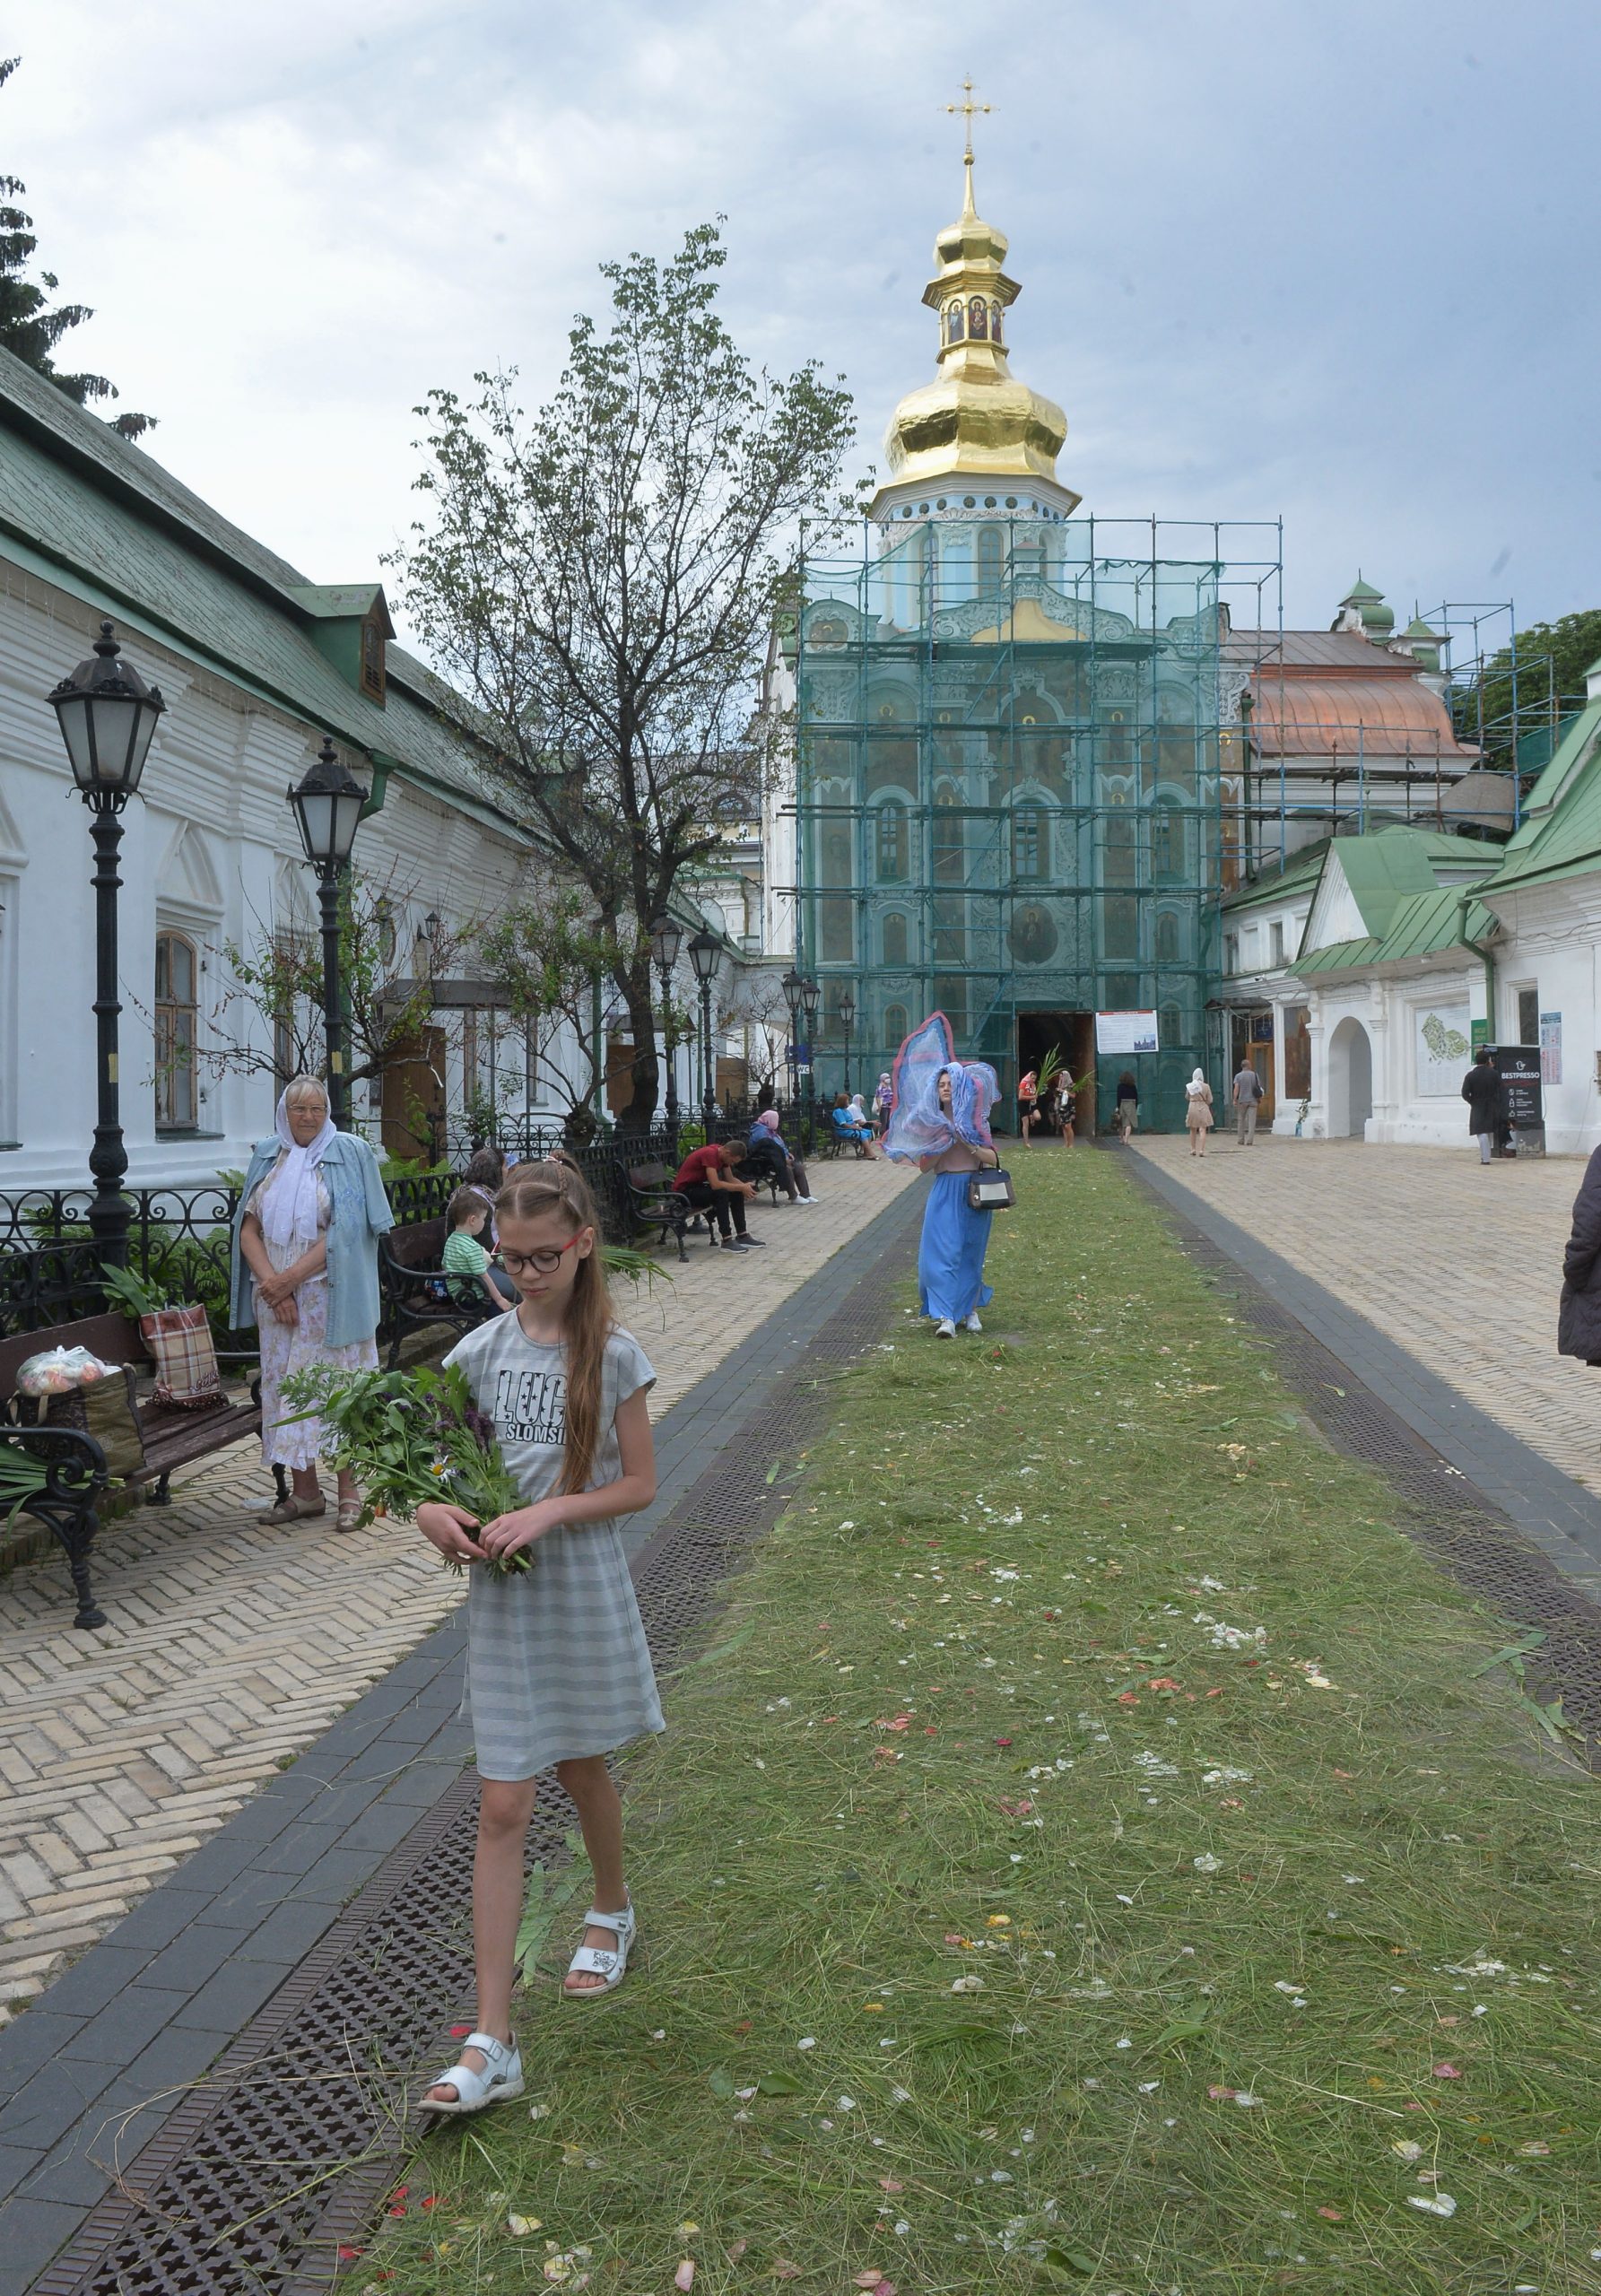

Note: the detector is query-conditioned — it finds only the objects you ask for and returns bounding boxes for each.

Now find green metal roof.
[1292,884,1495,976]
[1223,838,1329,914]
[0,345,521,836]
[1482,698,1601,895]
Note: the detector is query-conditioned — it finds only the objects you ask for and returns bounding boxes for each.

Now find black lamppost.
[288,736,369,1128]
[838,987,857,1098]
[688,926,721,1131]
[781,965,804,1110]
[800,976,822,1134]
[48,621,167,1267]
[648,914,683,1132]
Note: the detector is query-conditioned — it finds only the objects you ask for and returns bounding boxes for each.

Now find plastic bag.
[16,1346,114,1398]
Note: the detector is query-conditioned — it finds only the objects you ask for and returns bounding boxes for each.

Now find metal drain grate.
[1135,1178,1601,1752]
[31,1222,917,2296]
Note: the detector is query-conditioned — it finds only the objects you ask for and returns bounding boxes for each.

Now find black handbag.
[967,1167,1016,1211]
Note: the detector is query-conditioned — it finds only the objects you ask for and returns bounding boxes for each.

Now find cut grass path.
[374,1148,1601,2295]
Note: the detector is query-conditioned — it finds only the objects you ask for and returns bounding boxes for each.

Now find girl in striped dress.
[414,1163,662,2115]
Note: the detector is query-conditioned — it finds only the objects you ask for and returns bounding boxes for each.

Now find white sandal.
[414,2029,524,2116]
[563,1900,636,2000]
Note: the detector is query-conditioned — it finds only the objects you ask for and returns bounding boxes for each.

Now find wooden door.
[381,1027,447,1163]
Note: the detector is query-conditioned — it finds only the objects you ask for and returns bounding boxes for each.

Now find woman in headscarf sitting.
[230,1076,396,1530]
[883,1014,1004,1340]
[830,1093,882,1157]
[744,1109,816,1205]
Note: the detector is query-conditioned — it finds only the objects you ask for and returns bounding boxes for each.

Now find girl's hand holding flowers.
[416,1500,487,1567]
[476,1499,563,1562]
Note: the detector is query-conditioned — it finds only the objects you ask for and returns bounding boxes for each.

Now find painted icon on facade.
[1009,902,1058,966]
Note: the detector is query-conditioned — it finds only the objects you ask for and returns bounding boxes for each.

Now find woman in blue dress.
[882,1014,1004,1340]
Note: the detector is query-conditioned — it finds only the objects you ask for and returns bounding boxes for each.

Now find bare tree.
[201,866,475,1100]
[389,222,857,1131]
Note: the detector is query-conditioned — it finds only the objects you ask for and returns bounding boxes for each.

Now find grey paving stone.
[6,2140,112,2210]
[291,1842,389,1904]
[231,1897,341,1965]
[198,1866,301,1931]
[0,2052,117,2149]
[140,1920,239,1995]
[338,1799,434,1856]
[249,1819,348,1875]
[170,1955,293,2034]
[380,1760,466,1807]
[99,1886,216,1952]
[58,1987,191,2066]
[77,2023,231,2169]
[0,2143,46,2205]
[0,2195,86,2296]
[22,1944,154,2022]
[166,1831,267,1897]
[0,2010,88,2089]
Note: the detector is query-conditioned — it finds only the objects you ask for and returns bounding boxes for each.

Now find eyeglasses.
[497,1236,584,1277]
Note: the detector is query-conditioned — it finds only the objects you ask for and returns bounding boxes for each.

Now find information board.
[1095,1010,1160,1057]
[1492,1044,1544,1145]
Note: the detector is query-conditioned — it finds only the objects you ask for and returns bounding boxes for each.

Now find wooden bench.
[378,1215,500,1369]
[0,1311,265,1631]
[623,1163,692,1260]
[822,1118,871,1160]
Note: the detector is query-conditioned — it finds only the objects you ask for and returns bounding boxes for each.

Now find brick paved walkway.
[1131,1133,1593,1485]
[0,1159,912,2015]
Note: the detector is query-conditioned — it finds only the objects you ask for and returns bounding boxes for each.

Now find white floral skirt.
[257,1270,378,1472]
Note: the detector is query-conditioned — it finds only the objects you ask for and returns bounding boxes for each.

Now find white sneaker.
[964,1312,983,1334]
[935,1318,956,1339]
[795,1196,817,1206]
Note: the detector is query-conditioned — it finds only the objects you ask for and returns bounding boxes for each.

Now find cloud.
[8,0,1598,640]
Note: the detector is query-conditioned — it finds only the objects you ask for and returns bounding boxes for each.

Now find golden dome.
[870,154,1078,517]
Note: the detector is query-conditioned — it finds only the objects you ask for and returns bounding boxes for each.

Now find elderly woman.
[744,1109,816,1205]
[230,1076,396,1531]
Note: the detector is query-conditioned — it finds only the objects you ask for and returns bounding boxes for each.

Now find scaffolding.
[1231,596,1544,879]
[791,514,1284,1132]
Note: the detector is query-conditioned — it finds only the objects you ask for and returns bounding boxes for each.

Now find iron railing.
[0,1175,460,1348]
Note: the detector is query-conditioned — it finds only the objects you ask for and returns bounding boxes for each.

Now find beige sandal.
[263,1492,325,1525]
[335,1500,364,1535]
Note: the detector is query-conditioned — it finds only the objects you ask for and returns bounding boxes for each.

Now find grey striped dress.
[443,1319,664,1781]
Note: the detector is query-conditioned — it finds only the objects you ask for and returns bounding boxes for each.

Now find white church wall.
[0,565,542,1191]
[1487,881,1601,1156]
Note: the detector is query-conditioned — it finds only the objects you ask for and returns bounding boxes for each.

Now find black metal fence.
[0,1099,833,1346]
[0,1174,458,1351]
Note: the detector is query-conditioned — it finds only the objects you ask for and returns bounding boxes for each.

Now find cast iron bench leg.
[145,1471,172,1506]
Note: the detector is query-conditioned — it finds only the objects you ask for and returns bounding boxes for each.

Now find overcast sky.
[9,0,1598,658]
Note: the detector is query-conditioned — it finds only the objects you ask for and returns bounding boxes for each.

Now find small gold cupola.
[871,83,1078,522]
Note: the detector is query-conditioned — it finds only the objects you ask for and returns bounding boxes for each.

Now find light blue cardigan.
[229,1131,396,1349]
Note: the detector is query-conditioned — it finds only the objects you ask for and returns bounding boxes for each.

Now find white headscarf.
[1186,1067,1208,1099]
[261,1084,337,1253]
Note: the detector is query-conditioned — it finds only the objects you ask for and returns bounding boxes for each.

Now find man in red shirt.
[673,1141,763,1250]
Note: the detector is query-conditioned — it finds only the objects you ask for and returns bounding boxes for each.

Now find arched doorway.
[1326,1016,1372,1139]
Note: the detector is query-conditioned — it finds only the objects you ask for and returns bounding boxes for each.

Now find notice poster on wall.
[1095,1011,1160,1056]
[1414,1004,1472,1096]
[1541,1011,1562,1086]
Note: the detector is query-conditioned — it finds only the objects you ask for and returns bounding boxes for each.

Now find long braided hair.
[492,1161,613,1496]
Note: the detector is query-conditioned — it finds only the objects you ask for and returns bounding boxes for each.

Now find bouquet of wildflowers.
[277,1362,531,1574]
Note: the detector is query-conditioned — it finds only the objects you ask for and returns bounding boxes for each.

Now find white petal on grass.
[1407,2194,1457,2218]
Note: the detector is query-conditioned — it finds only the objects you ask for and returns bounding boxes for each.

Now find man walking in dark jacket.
[1461,1047,1501,1163]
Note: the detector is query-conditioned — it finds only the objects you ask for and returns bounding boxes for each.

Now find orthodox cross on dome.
[945,74,990,210]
